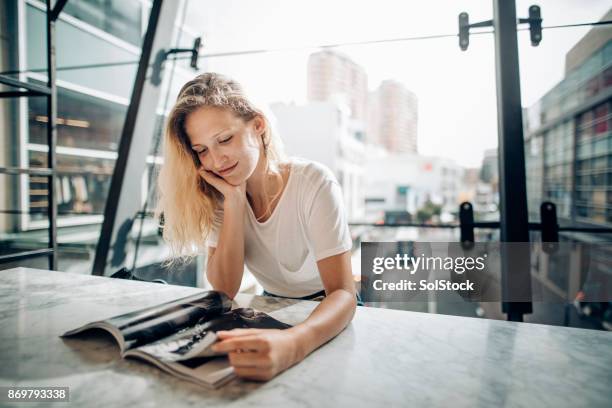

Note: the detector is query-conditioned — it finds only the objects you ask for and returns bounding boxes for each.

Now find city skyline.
[307,50,419,154]
[192,0,611,167]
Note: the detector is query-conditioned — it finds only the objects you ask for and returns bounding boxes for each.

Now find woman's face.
[185,106,264,186]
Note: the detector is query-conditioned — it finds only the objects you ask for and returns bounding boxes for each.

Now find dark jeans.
[262,289,364,306]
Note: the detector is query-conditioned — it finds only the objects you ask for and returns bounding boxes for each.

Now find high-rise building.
[307,51,418,153]
[525,8,612,227]
[368,80,418,153]
[307,50,368,122]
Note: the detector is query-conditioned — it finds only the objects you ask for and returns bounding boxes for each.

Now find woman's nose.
[209,150,227,171]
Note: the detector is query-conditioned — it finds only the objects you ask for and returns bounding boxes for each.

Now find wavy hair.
[156,72,285,259]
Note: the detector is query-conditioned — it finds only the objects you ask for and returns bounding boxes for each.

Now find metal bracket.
[459,201,475,249]
[518,6,542,46]
[151,37,202,85]
[540,201,559,254]
[459,5,542,50]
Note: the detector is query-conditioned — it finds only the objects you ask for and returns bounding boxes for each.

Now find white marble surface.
[0,267,611,407]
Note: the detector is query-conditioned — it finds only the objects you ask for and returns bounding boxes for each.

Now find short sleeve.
[205,208,224,248]
[304,179,353,261]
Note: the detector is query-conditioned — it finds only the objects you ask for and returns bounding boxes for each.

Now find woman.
[157,73,356,381]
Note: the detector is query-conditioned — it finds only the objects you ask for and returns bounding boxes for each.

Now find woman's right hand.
[198,166,246,204]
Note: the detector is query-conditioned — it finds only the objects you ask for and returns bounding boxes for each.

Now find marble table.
[1,267,611,407]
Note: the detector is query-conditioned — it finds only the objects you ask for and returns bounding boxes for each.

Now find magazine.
[61,291,292,388]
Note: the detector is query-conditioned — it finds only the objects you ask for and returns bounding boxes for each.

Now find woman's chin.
[224,175,244,186]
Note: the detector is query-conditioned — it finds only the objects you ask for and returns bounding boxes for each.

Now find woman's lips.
[217,162,238,176]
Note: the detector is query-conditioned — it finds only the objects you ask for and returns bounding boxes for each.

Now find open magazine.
[61,291,292,388]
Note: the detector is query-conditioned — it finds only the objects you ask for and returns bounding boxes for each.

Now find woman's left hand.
[211,328,302,381]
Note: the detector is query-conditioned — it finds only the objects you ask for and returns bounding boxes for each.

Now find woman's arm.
[205,196,245,298]
[287,250,356,357]
[200,169,247,299]
[212,250,356,380]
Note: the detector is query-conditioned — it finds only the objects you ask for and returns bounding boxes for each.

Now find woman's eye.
[219,135,233,144]
[195,149,207,155]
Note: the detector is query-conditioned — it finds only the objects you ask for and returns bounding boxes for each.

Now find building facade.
[307,50,368,122]
[363,152,464,222]
[368,80,418,153]
[525,10,612,227]
[1,0,205,277]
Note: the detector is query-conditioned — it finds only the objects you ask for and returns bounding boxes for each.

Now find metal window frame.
[0,0,66,269]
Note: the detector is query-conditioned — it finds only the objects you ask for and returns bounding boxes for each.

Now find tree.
[416,200,442,223]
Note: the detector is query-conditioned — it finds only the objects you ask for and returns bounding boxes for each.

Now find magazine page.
[127,352,235,389]
[123,308,292,388]
[62,291,232,351]
[113,290,233,350]
[126,308,292,362]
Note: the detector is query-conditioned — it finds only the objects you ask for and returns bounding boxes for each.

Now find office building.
[523,9,611,331]
[525,9,612,226]
[1,0,205,277]
[368,80,418,153]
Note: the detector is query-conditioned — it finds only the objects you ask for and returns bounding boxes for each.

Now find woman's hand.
[198,166,246,203]
[211,328,302,381]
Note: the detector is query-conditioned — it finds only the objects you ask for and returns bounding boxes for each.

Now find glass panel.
[25,81,121,224]
[63,0,144,47]
[0,173,50,259]
[25,149,114,219]
[519,0,612,330]
[7,0,610,329]
[521,1,612,229]
[184,0,499,227]
[26,3,139,100]
[149,0,501,300]
[0,98,24,169]
[27,80,127,152]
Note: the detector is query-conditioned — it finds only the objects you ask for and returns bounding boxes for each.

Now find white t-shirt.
[206,157,353,298]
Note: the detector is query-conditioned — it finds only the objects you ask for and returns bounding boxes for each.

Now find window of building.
[25,84,126,227]
[63,0,144,47]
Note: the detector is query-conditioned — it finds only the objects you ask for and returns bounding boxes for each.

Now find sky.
[184,0,611,167]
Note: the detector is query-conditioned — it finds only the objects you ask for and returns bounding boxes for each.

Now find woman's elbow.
[208,277,239,299]
[206,270,240,299]
[348,292,357,319]
[331,287,358,318]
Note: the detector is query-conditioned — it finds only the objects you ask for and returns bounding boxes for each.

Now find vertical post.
[459,202,475,246]
[540,202,558,242]
[92,0,179,276]
[492,0,532,321]
[540,201,558,256]
[46,0,57,270]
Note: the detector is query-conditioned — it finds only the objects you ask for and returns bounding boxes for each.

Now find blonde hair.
[156,72,285,259]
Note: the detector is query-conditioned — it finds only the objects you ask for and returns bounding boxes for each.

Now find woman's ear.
[253,115,266,136]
